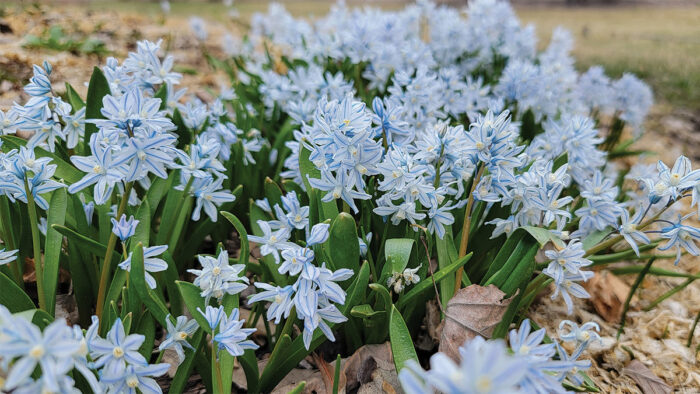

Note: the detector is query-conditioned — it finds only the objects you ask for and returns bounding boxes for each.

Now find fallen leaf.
[584,270,633,322]
[342,343,393,391]
[438,284,513,361]
[622,359,672,394]
[312,352,346,394]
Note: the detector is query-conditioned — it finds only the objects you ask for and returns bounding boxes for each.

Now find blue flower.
[198,305,226,331]
[187,249,248,303]
[118,245,169,289]
[0,248,18,266]
[658,213,700,265]
[158,315,199,364]
[87,318,148,380]
[101,363,170,394]
[68,134,123,205]
[247,283,295,324]
[307,222,330,246]
[111,214,139,242]
[212,308,258,357]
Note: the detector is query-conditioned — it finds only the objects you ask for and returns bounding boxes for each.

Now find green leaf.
[389,305,418,373]
[350,304,385,318]
[84,66,111,148]
[65,82,85,110]
[396,252,472,311]
[380,238,414,285]
[130,243,170,325]
[328,212,360,273]
[137,312,156,358]
[154,84,168,110]
[435,235,456,309]
[520,226,565,249]
[582,229,612,251]
[288,382,306,394]
[221,211,249,266]
[133,200,151,247]
[44,188,67,316]
[0,272,35,312]
[176,281,211,333]
[264,177,283,210]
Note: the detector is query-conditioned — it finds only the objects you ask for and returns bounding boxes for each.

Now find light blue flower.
[658,213,700,265]
[212,308,258,357]
[158,315,198,364]
[307,222,330,246]
[248,220,295,263]
[0,248,18,266]
[68,134,126,205]
[111,214,139,242]
[118,245,169,289]
[247,283,295,324]
[187,249,248,303]
[101,363,170,394]
[198,305,226,331]
[88,318,148,380]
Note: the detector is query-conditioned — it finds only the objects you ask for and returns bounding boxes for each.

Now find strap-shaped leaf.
[84,66,111,149]
[221,211,249,267]
[328,212,360,273]
[389,305,418,373]
[44,188,67,316]
[130,243,170,325]
[396,252,473,311]
[380,238,414,285]
[176,280,211,334]
[0,272,35,312]
[64,82,85,110]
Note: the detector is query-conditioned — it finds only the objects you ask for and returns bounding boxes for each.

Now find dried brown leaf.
[312,353,347,394]
[622,359,672,394]
[584,271,633,322]
[342,342,393,391]
[438,284,513,361]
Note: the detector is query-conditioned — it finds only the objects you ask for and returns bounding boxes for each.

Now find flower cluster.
[399,319,596,394]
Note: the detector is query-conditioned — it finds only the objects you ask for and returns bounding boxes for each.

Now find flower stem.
[617,257,655,339]
[454,165,484,296]
[96,182,133,325]
[24,177,46,311]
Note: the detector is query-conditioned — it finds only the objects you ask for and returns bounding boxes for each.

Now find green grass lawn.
[67,1,700,110]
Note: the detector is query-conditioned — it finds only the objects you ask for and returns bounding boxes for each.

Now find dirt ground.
[1,4,699,393]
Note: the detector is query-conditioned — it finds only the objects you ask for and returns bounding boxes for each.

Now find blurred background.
[1,0,699,132]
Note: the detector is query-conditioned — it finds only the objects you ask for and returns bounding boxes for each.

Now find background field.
[69,1,700,111]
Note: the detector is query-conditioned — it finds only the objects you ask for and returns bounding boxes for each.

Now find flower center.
[113,346,124,358]
[476,376,492,392]
[30,344,45,358]
[127,376,139,388]
[212,267,221,276]
[177,331,188,341]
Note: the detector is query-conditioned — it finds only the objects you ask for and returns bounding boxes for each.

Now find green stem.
[96,182,133,324]
[584,209,665,257]
[617,257,655,339]
[24,177,46,311]
[454,165,484,295]
[644,278,695,312]
[212,340,224,394]
[167,177,194,252]
[688,309,700,347]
